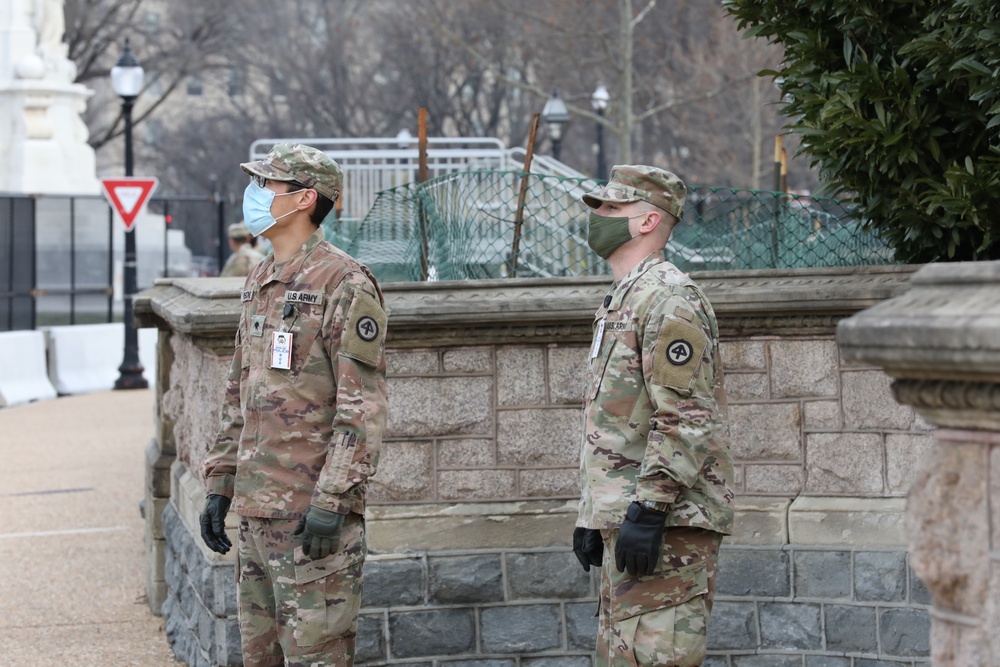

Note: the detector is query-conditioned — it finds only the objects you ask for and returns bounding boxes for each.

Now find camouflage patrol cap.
[240,143,343,202]
[582,165,686,219]
[227,221,251,239]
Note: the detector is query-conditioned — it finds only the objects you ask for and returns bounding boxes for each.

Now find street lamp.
[541,89,570,161]
[591,85,610,181]
[110,38,148,390]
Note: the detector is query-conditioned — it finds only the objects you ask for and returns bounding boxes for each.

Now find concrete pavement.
[0,389,183,666]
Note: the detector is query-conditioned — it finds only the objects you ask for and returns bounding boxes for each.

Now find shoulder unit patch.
[341,289,387,365]
[652,318,708,391]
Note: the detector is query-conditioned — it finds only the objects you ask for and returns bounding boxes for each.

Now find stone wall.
[136,266,935,666]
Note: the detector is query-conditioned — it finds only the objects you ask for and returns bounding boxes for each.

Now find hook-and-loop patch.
[341,289,386,365]
[652,318,708,391]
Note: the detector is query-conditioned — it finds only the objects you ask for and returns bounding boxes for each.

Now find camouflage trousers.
[597,527,723,667]
[236,513,366,667]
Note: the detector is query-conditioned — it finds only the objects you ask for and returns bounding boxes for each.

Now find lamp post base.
[114,368,148,390]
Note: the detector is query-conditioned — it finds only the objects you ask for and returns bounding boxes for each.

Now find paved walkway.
[0,389,183,666]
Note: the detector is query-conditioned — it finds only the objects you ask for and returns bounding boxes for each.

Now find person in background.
[200,143,389,667]
[572,165,735,667]
[219,221,265,277]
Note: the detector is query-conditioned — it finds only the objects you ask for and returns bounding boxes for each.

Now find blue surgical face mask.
[242,181,299,236]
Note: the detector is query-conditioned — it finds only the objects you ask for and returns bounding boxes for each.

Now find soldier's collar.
[605,251,665,311]
[262,227,325,285]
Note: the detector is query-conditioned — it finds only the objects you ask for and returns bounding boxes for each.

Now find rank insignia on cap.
[666,339,694,365]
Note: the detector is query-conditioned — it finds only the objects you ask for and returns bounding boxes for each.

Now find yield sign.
[101,177,158,231]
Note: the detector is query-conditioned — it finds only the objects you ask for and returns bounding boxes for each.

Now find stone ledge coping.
[787,496,906,547]
[838,259,1000,377]
[169,460,906,556]
[135,277,245,336]
[137,265,917,343]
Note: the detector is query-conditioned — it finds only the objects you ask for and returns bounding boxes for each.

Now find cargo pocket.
[618,595,709,667]
[611,558,708,623]
[292,513,366,649]
[609,527,713,623]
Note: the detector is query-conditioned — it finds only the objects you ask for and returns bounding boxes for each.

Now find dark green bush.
[725,0,1000,262]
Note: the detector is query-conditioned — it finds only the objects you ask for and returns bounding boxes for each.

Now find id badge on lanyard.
[271,331,293,369]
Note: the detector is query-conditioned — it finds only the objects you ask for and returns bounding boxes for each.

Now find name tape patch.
[605,320,632,333]
[284,290,323,305]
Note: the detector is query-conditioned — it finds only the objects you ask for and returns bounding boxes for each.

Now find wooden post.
[773,135,785,193]
[417,108,429,185]
[417,108,430,280]
[508,114,540,278]
[771,135,787,266]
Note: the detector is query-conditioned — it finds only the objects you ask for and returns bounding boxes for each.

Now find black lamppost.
[111,39,148,390]
[591,85,609,181]
[541,89,570,161]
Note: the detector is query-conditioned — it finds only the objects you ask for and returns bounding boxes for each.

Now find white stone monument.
[0,0,100,194]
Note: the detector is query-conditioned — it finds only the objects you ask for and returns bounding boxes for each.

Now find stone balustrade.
[839,260,1000,667]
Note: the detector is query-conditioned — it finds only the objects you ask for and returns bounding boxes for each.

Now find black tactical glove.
[573,527,604,572]
[200,494,232,555]
[615,501,668,576]
[293,506,345,560]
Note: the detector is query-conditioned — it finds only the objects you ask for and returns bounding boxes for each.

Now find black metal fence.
[0,197,36,331]
[1,193,232,332]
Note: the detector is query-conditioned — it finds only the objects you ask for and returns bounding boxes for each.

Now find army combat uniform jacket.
[578,252,734,534]
[205,227,389,519]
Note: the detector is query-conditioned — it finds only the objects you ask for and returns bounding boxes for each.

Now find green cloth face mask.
[587,211,644,259]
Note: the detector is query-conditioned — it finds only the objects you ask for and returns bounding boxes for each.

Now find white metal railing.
[249,137,510,224]
[247,136,602,225]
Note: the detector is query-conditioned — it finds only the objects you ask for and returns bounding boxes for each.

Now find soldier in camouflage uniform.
[220,221,266,278]
[573,165,735,667]
[200,143,389,667]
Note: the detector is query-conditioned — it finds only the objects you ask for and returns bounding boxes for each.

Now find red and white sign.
[100,177,158,231]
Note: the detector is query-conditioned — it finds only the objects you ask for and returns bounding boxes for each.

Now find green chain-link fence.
[325,170,895,283]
